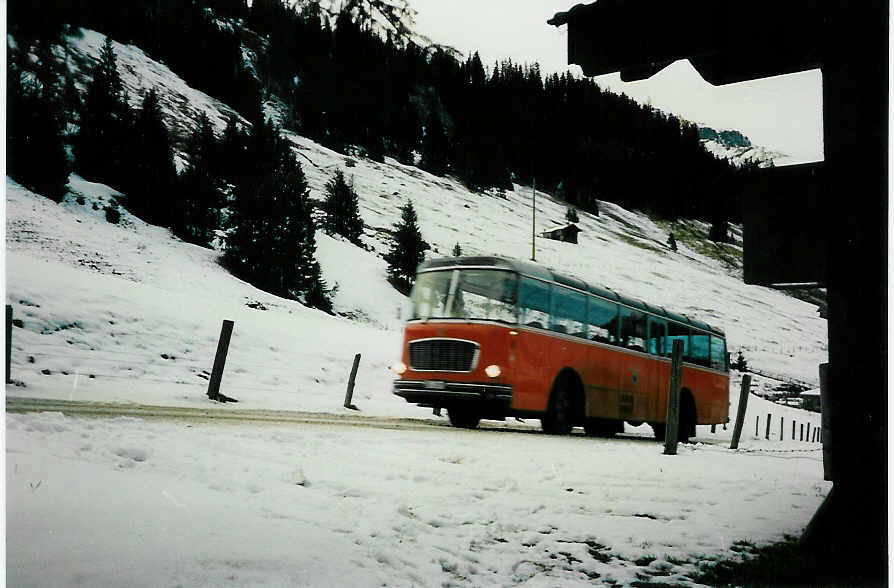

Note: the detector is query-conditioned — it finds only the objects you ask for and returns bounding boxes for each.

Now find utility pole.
[531,179,536,261]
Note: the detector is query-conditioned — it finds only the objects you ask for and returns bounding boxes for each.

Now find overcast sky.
[410,0,824,164]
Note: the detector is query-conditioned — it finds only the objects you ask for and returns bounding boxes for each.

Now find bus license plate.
[424,380,446,390]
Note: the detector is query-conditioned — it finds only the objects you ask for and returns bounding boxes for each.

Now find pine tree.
[266,141,332,312]
[127,87,177,225]
[7,58,70,202]
[565,207,579,223]
[452,242,462,256]
[384,200,427,294]
[225,119,332,312]
[420,108,449,176]
[74,36,132,191]
[322,170,364,246]
[176,112,223,247]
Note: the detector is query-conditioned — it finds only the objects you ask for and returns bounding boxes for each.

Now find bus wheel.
[448,407,480,429]
[649,422,666,440]
[541,376,577,435]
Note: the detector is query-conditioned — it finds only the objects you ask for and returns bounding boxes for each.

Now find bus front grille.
[408,338,479,372]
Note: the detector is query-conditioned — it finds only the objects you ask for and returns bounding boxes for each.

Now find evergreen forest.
[8,0,758,306]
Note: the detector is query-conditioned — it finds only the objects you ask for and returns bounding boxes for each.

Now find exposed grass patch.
[616,233,667,254]
[634,554,657,567]
[653,218,743,271]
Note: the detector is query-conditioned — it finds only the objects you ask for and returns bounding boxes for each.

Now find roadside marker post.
[729,375,752,450]
[343,353,361,410]
[207,319,235,402]
[663,340,684,455]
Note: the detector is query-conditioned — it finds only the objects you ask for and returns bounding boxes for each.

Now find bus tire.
[678,391,696,442]
[541,372,580,435]
[448,407,480,429]
[649,422,666,440]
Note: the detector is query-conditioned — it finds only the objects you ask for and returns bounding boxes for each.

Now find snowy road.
[5,396,451,431]
[7,400,828,587]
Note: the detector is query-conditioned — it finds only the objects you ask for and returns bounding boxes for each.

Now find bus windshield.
[409,269,518,323]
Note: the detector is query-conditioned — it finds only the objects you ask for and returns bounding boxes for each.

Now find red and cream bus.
[392,256,729,440]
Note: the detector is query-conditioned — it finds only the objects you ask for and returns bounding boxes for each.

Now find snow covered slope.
[5,28,827,415]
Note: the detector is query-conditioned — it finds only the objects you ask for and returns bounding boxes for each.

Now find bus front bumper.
[393,380,513,408]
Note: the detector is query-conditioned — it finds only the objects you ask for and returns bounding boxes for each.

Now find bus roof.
[417,256,725,337]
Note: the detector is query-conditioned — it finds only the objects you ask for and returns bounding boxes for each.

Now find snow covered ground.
[5,27,830,586]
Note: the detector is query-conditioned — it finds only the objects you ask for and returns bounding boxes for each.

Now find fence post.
[663,340,684,455]
[780,417,784,441]
[755,415,759,437]
[765,413,772,440]
[800,423,805,441]
[343,353,361,410]
[6,305,12,384]
[792,420,796,440]
[207,319,235,402]
[729,375,752,450]
[806,422,811,441]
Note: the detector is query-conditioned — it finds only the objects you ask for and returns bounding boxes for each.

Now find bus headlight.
[484,364,502,378]
[392,361,407,375]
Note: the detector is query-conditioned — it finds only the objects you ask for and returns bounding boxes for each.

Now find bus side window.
[519,277,550,329]
[551,285,587,337]
[690,331,711,367]
[710,336,727,370]
[666,321,690,359]
[588,296,618,344]
[619,307,647,351]
[648,319,667,356]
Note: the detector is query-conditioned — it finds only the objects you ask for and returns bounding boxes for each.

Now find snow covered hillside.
[5,28,827,412]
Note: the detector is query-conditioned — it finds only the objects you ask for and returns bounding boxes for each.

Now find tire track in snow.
[5,396,452,431]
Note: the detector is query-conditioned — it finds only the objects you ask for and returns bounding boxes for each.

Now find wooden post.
[663,339,684,455]
[343,353,361,410]
[765,413,772,440]
[806,422,811,441]
[800,423,804,441]
[729,375,752,450]
[711,424,716,434]
[206,320,234,402]
[755,415,759,437]
[792,420,796,440]
[5,305,12,384]
[780,417,784,441]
